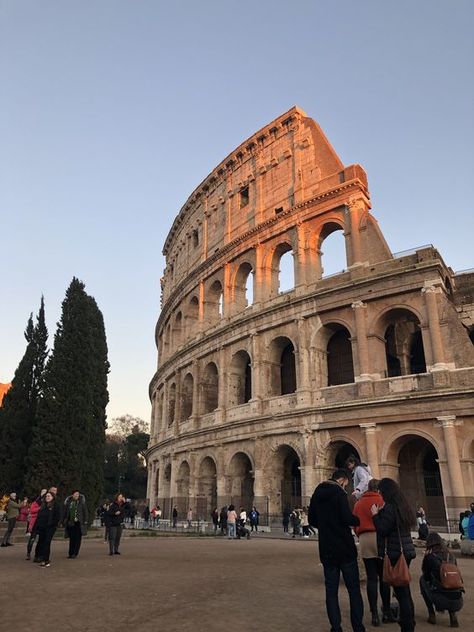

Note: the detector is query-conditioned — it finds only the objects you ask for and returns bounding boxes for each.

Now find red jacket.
[353,491,384,536]
[27,500,41,533]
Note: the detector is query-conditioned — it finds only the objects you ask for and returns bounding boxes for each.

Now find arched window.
[234,262,254,311]
[269,336,297,395]
[202,362,219,413]
[207,280,224,322]
[229,350,252,406]
[186,296,199,339]
[327,328,354,386]
[383,310,426,377]
[168,383,176,425]
[173,311,183,348]
[181,373,194,420]
[319,223,346,278]
[275,244,294,293]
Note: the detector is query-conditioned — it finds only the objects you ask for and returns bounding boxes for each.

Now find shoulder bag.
[383,525,411,587]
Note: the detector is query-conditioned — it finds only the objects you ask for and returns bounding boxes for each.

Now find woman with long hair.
[353,479,393,625]
[371,478,416,632]
[107,493,126,556]
[35,491,61,567]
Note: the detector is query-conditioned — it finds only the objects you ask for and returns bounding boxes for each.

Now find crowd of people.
[308,455,466,632]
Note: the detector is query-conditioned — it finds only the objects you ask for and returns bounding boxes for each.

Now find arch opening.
[207,280,224,322]
[383,310,426,377]
[176,461,191,517]
[234,261,254,311]
[327,327,354,386]
[181,373,194,420]
[229,350,252,406]
[202,362,219,414]
[167,383,176,426]
[228,452,254,510]
[269,336,296,395]
[320,224,346,277]
[197,457,217,518]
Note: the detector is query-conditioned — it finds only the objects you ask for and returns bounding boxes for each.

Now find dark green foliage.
[0,298,48,494]
[25,278,109,518]
[103,418,149,500]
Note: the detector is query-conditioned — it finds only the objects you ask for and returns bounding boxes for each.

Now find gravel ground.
[1,535,472,632]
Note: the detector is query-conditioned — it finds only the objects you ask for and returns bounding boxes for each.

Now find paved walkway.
[1,536,472,632]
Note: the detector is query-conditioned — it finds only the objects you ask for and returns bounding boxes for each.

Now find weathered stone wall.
[147,107,474,525]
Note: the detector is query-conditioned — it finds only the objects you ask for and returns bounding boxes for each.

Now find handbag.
[382,525,411,587]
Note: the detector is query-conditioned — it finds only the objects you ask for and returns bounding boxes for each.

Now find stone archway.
[228,452,254,510]
[197,456,217,519]
[263,445,302,516]
[387,434,446,527]
[176,461,191,517]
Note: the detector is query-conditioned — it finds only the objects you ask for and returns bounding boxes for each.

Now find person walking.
[282,508,290,534]
[143,505,150,528]
[1,492,21,547]
[419,532,463,628]
[227,504,237,539]
[187,507,193,528]
[309,468,366,632]
[63,490,88,558]
[353,479,392,625]
[345,455,372,499]
[219,506,228,535]
[107,493,126,555]
[35,491,61,567]
[371,478,416,632]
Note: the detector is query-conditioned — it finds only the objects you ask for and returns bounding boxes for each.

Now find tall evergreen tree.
[0,297,48,493]
[25,278,109,516]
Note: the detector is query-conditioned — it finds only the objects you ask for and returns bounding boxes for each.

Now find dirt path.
[1,536,472,632]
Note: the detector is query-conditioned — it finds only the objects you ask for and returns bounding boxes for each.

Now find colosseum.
[147,106,474,529]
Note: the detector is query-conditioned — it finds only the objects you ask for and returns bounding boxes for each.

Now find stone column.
[437,416,465,500]
[422,286,447,369]
[203,209,209,261]
[346,199,363,266]
[223,262,232,318]
[191,359,200,421]
[360,423,380,478]
[295,222,307,287]
[173,370,182,436]
[351,300,371,379]
[253,243,266,304]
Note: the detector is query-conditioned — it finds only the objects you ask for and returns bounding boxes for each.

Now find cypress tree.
[0,297,48,493]
[25,278,109,516]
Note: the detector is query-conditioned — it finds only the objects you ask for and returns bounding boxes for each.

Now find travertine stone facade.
[147,107,474,526]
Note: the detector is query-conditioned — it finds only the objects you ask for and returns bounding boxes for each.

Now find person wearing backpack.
[420,532,463,628]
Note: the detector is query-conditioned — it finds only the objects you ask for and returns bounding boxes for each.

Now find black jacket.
[308,480,360,564]
[372,502,416,562]
[63,495,89,535]
[36,500,61,530]
[107,501,126,526]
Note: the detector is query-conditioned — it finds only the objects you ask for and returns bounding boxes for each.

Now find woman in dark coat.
[35,491,61,567]
[371,478,416,632]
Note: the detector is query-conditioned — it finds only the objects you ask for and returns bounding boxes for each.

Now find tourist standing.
[282,508,290,534]
[107,493,126,555]
[371,478,416,632]
[172,506,178,528]
[345,455,372,499]
[26,491,44,560]
[1,492,20,547]
[353,479,392,625]
[227,504,237,539]
[143,505,150,528]
[64,490,88,558]
[187,507,193,528]
[420,532,463,627]
[219,506,227,535]
[249,506,259,533]
[211,508,219,533]
[308,469,366,632]
[35,491,61,567]
[416,506,429,540]
[18,497,30,524]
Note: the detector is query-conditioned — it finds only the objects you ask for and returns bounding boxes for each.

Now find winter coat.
[308,480,360,565]
[353,491,384,536]
[352,464,372,499]
[18,504,29,522]
[36,500,61,530]
[372,501,416,563]
[107,501,126,526]
[27,500,41,533]
[63,495,89,535]
[5,499,20,520]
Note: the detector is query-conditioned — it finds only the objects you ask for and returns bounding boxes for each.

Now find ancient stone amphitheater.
[147,107,474,527]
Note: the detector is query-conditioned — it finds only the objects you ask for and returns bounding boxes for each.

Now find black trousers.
[1,517,17,544]
[363,557,391,614]
[36,526,56,562]
[392,559,415,632]
[323,559,366,632]
[109,525,122,553]
[67,522,82,557]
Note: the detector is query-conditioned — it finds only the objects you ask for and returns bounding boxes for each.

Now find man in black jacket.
[309,469,365,632]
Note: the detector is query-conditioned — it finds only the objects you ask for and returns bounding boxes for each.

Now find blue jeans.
[323,559,365,632]
[228,523,236,538]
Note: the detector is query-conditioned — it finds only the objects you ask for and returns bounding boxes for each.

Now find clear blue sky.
[1,1,473,424]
